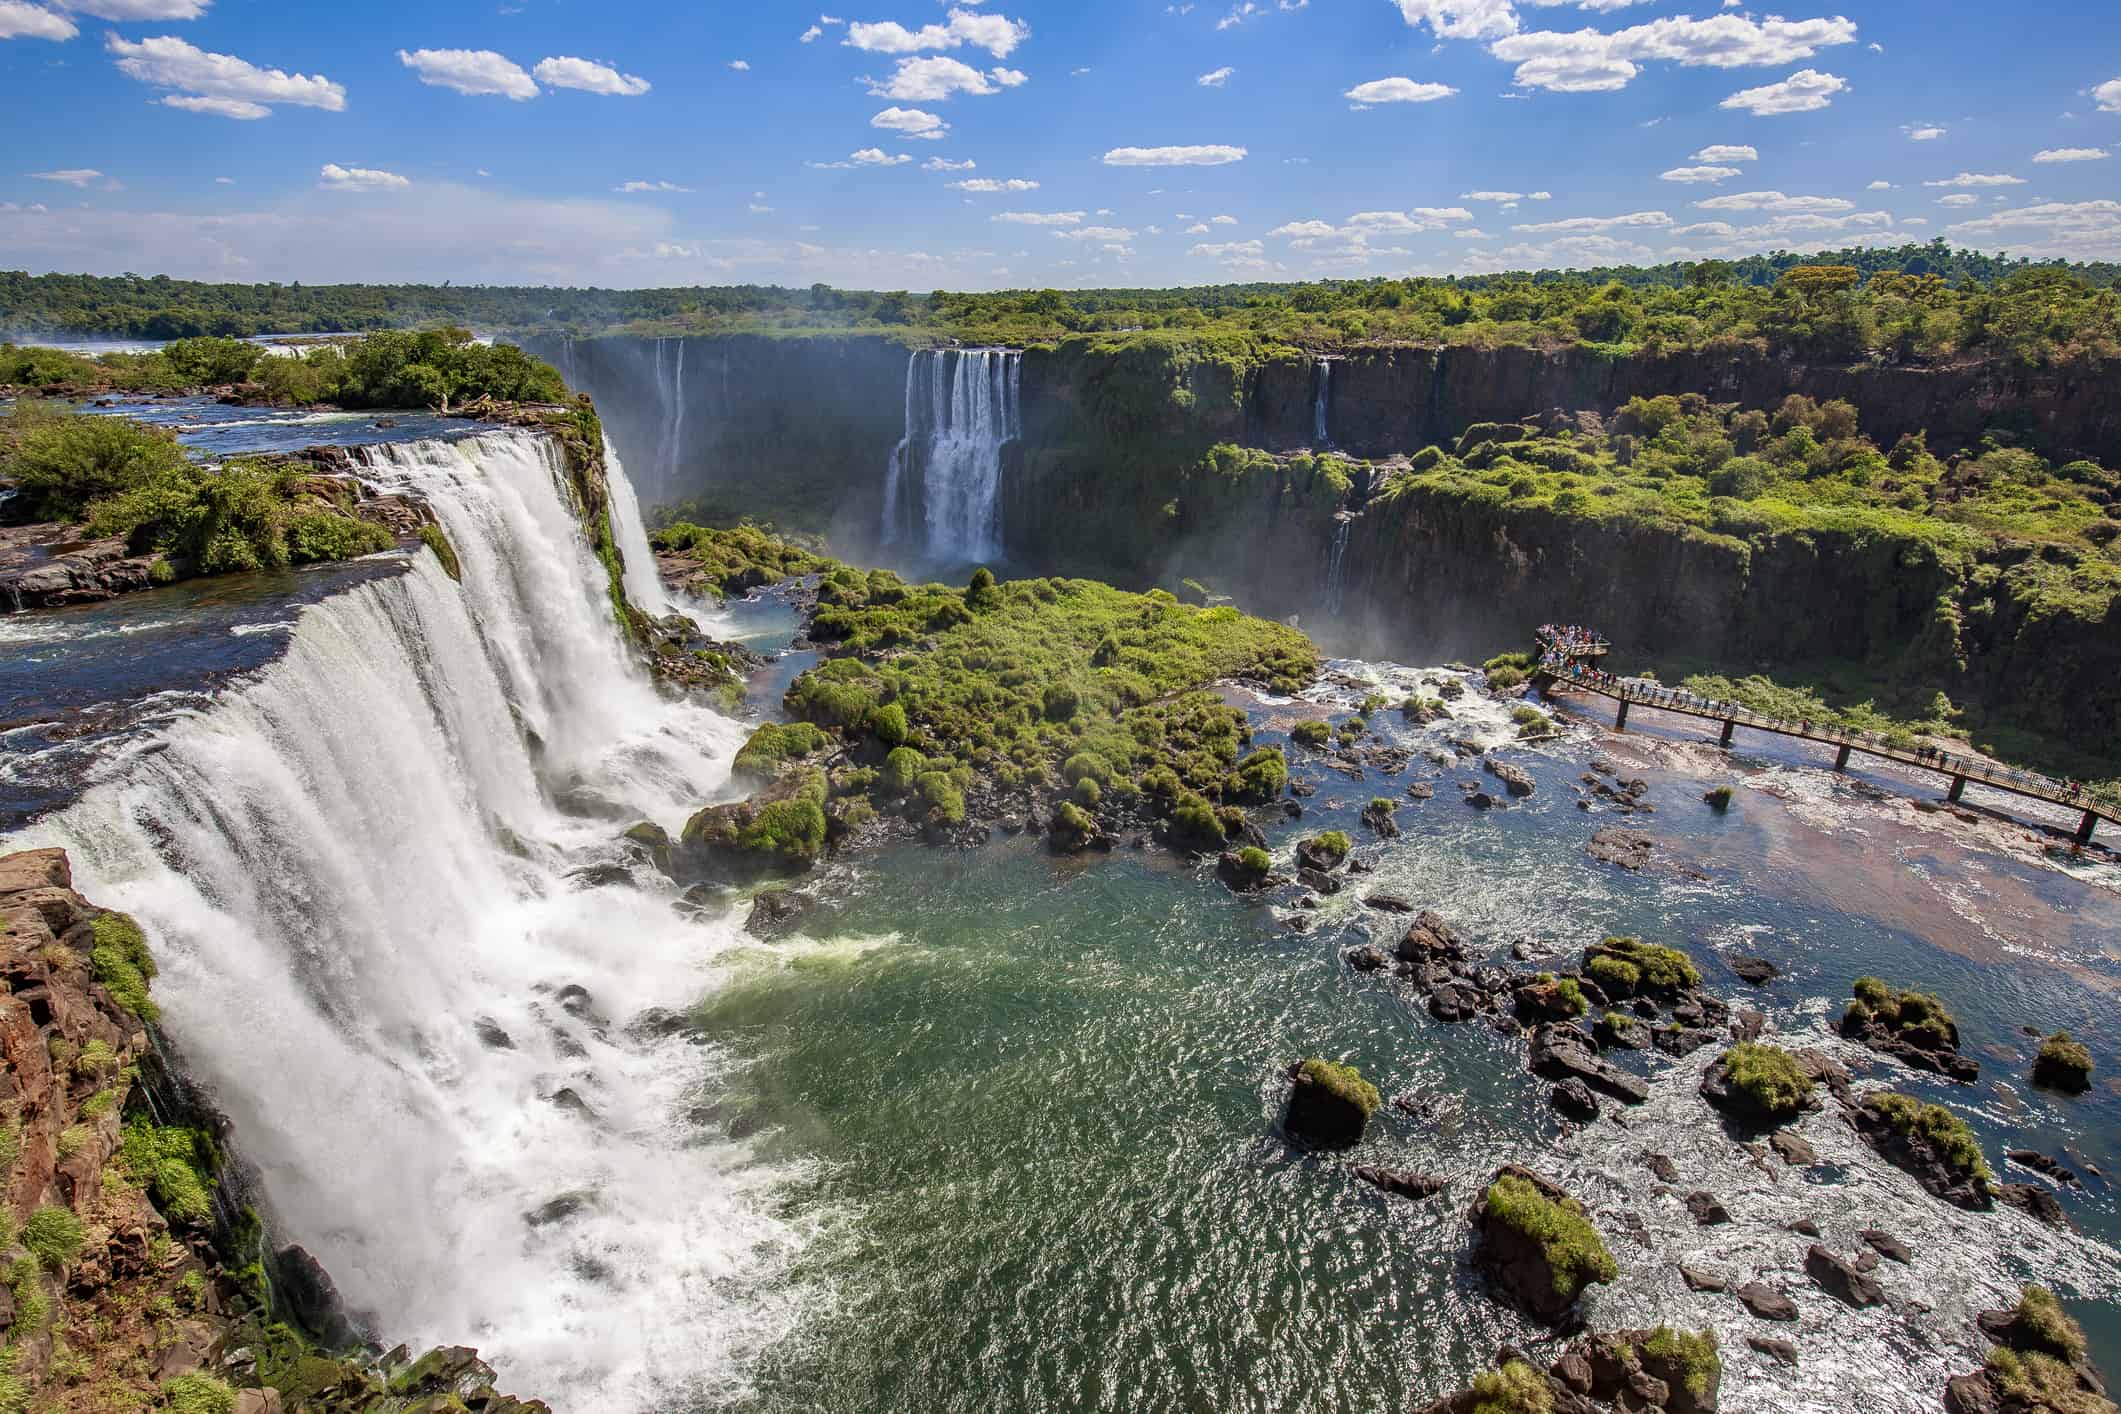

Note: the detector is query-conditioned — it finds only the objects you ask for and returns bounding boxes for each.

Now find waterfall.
[1312,358,1333,448]
[1324,515,1353,614]
[14,430,813,1408]
[880,348,1021,563]
[603,434,681,623]
[652,337,688,501]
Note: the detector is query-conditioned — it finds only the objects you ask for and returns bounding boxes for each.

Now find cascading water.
[17,430,815,1408]
[1324,514,1353,614]
[603,433,684,623]
[879,348,1021,563]
[655,337,688,499]
[1313,358,1333,447]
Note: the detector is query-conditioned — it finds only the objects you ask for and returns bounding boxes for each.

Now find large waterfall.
[19,431,811,1408]
[654,337,688,499]
[1312,358,1333,448]
[879,348,1021,563]
[603,432,682,621]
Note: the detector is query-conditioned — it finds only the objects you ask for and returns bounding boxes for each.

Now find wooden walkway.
[1530,635,2112,847]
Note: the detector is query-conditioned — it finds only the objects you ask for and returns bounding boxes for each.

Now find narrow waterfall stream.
[878,348,1021,563]
[1314,357,1334,447]
[20,431,815,1409]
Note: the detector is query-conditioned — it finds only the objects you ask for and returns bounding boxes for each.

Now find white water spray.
[880,348,1021,562]
[17,430,815,1409]
[1324,514,1353,614]
[1313,358,1333,447]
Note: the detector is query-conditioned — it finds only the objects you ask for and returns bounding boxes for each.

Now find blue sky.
[2,0,2118,289]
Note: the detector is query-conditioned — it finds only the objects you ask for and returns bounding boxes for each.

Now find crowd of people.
[1525,627,2101,814]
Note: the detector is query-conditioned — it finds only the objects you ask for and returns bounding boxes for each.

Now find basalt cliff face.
[540,333,2120,757]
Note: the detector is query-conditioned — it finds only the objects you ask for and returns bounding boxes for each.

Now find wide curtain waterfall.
[879,348,1021,563]
[22,431,811,1408]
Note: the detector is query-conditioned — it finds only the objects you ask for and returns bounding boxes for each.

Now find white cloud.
[1053,225,1136,240]
[1922,171,2025,187]
[1461,190,1524,201]
[1198,66,1233,87]
[31,168,102,187]
[1185,222,1211,234]
[871,105,948,139]
[319,163,409,192]
[1210,214,1237,225]
[729,59,750,71]
[866,55,1021,100]
[1689,144,1757,162]
[109,34,347,115]
[845,8,1028,59]
[1492,16,1857,95]
[950,177,1039,192]
[1511,209,1671,232]
[1189,239,1274,272]
[1720,68,1846,115]
[1102,144,1246,166]
[1392,0,1517,41]
[2096,79,2121,114]
[1936,194,1978,207]
[1530,190,1551,199]
[992,210,1084,225]
[807,148,914,169]
[1694,190,1852,212]
[214,175,233,184]
[1269,219,1337,239]
[800,24,823,43]
[532,56,651,96]
[398,47,538,100]
[58,0,208,15]
[615,179,692,193]
[1901,123,1945,141]
[922,156,976,171]
[1945,199,2121,258]
[0,1,77,39]
[1345,76,1458,106]
[2033,147,2108,163]
[1660,165,1741,183]
[163,94,270,118]
[1866,180,1894,190]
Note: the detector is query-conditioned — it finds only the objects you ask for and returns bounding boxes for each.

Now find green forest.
[5,240,2119,367]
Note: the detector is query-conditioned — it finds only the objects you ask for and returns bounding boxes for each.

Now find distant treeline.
[5,240,2119,367]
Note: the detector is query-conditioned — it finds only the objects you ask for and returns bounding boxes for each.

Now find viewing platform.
[1533,638,2113,847]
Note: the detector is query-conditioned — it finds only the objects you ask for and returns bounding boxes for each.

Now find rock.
[1681,1265,1728,1293]
[1769,1132,1818,1167]
[1363,893,1416,914]
[1685,1191,1731,1226]
[1485,758,1537,797]
[1215,851,1276,892]
[1788,1218,1821,1237]
[1360,800,1400,837]
[1943,1373,2001,1414]
[1551,1078,1601,1121]
[473,1018,515,1050]
[620,821,674,877]
[1995,1182,2076,1231]
[524,1193,594,1228]
[1427,983,1487,1024]
[745,888,816,938]
[1296,866,1343,895]
[1344,945,1390,972]
[1586,826,1655,871]
[1728,956,1780,984]
[1353,1166,1445,1201]
[1860,1229,1911,1264]
[2030,1032,2093,1093]
[1528,1024,1650,1105]
[1464,790,1500,810]
[1514,976,1587,1024]
[1747,1336,1799,1368]
[1848,1095,1993,1211]
[554,984,596,1020]
[1404,782,1434,801]
[1728,1008,1766,1044]
[2006,1149,2082,1187]
[1294,834,1351,874]
[1804,1245,1884,1307]
[1654,1025,1717,1058]
[233,1391,287,1414]
[276,1245,359,1346]
[1737,1282,1799,1321]
[1642,1153,1681,1184]
[566,862,635,889]
[1283,1059,1379,1150]
[1595,1011,1649,1050]
[550,1087,599,1121]
[1471,1165,1614,1322]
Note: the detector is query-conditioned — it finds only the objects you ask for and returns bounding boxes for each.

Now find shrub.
[161,1372,238,1414]
[1866,1093,1990,1181]
[1553,978,1588,1017]
[733,722,830,782]
[286,511,391,564]
[882,747,926,792]
[1062,752,1112,787]
[1641,1327,1721,1401]
[417,523,462,580]
[1586,955,1640,996]
[1483,1174,1616,1303]
[869,701,909,747]
[1042,682,1080,721]
[1982,1347,2093,1412]
[1468,1361,1552,1414]
[119,1120,217,1225]
[6,401,190,522]
[966,565,1000,609]
[1074,777,1102,808]
[1230,746,1287,801]
[1290,719,1332,747]
[916,772,967,826]
[1704,784,1735,810]
[90,911,158,1020]
[23,1206,84,1270]
[2012,1286,2087,1362]
[1309,831,1352,866]
[2033,1032,2093,1091]
[1721,1042,1815,1119]
[1235,846,1272,876]
[741,797,829,861]
[1595,936,1699,991]
[1168,792,1225,849]
[1297,1058,1380,1118]
[1052,800,1096,842]
[1843,978,1957,1050]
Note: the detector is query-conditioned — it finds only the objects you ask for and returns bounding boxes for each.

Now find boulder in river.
[2030,1032,2093,1094]
[1737,1282,1799,1322]
[1804,1245,1884,1308]
[1528,1023,1650,1105]
[1283,1059,1380,1149]
[1471,1165,1617,1323]
[1551,1078,1601,1122]
[1294,831,1352,874]
[1485,758,1537,797]
[1587,826,1655,871]
[1840,976,1979,1082]
[1849,1092,1994,1211]
[746,888,816,938]
[1353,1166,1445,1201]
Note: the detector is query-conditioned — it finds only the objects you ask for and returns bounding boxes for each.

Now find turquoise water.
[698,666,2121,1413]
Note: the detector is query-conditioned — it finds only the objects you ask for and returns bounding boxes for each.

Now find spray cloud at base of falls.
[15,429,817,1410]
[879,347,1022,564]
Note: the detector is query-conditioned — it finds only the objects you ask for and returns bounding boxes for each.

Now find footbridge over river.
[1530,626,2114,847]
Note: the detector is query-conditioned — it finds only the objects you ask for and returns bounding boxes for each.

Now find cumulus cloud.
[866,55,1022,100]
[1946,199,2121,258]
[1936,194,1978,207]
[1510,209,1671,232]
[992,210,1083,225]
[1052,225,1136,240]
[871,105,947,139]
[1720,68,1845,115]
[1198,66,1233,87]
[1924,171,2025,187]
[1490,15,1857,94]
[615,179,692,193]
[1693,191,1852,212]
[109,34,347,115]
[1392,0,1517,41]
[60,0,209,15]
[31,168,103,187]
[846,8,1028,59]
[2033,147,2108,163]
[1866,180,1895,190]
[1461,190,1524,201]
[1689,144,1757,162]
[532,56,651,95]
[1660,165,1741,183]
[729,59,750,71]
[922,156,976,171]
[1102,144,1246,166]
[1345,76,1458,106]
[398,48,538,100]
[0,1,78,39]
[1901,123,1945,140]
[319,163,409,192]
[807,148,914,168]
[2097,79,2121,114]
[950,177,1038,191]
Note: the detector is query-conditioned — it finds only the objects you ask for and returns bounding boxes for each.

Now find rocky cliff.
[0,847,549,1413]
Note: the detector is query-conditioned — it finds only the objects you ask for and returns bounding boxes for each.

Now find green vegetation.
[2013,1286,2089,1363]
[1482,1174,1617,1304]
[89,911,158,1021]
[1234,846,1272,877]
[1590,936,1701,993]
[417,523,462,581]
[118,1119,217,1225]
[1289,719,1332,747]
[2033,1032,2094,1092]
[1484,651,1536,691]
[1865,1092,1991,1182]
[1586,955,1640,996]
[732,722,832,784]
[1982,1347,2108,1414]
[22,1206,84,1270]
[1844,976,1958,1051]
[777,566,1316,834]
[1305,831,1352,866]
[649,521,831,599]
[161,1372,238,1414]
[1468,1361,1553,1414]
[1296,1059,1380,1119]
[1720,1042,1816,1120]
[1704,784,1735,810]
[1641,1327,1722,1401]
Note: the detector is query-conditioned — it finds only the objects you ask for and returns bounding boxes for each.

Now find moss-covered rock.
[1294,831,1352,872]
[1700,1042,1816,1124]
[2031,1032,2093,1094]
[1584,936,1701,995]
[1473,1166,1617,1322]
[681,769,830,877]
[1852,1091,1992,1209]
[732,721,832,786]
[1842,976,1977,1081]
[1283,1058,1380,1148]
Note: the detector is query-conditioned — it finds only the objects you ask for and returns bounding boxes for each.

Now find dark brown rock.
[1352,1166,1446,1201]
[1859,1229,1911,1264]
[1769,1132,1818,1167]
[1747,1336,1799,1367]
[1804,1245,1884,1307]
[1727,956,1780,984]
[1686,1191,1732,1226]
[1586,826,1655,871]
[1737,1282,1799,1321]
